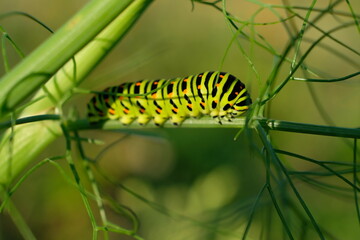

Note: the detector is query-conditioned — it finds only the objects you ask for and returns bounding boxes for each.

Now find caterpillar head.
[231,90,252,117]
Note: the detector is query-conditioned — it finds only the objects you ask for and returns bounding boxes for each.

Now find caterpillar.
[87,71,252,126]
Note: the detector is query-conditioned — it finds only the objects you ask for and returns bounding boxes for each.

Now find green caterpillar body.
[87,71,252,126]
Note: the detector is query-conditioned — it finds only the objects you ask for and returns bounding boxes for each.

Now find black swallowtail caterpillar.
[87,71,252,126]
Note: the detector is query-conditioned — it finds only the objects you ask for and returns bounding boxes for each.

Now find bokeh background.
[0,0,359,239]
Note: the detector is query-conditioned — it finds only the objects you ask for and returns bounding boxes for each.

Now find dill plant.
[0,0,359,239]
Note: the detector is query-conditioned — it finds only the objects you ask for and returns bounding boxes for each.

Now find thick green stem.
[0,0,153,185]
[0,0,134,116]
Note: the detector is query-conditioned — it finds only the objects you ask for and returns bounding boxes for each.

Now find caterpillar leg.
[153,116,169,126]
[137,115,152,126]
[219,111,229,120]
[218,112,234,122]
[212,116,223,125]
[210,110,223,125]
[120,116,135,126]
[170,115,186,126]
[221,116,233,122]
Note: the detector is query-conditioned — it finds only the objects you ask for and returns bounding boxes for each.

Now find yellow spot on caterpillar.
[183,89,188,94]
[123,109,130,114]
[197,85,201,89]
[214,100,218,103]
[172,108,178,113]
[135,96,141,99]
[119,96,124,100]
[216,83,220,87]
[187,104,192,108]
[184,78,189,82]
[168,92,173,98]
[154,81,159,85]
[152,93,157,98]
[220,74,224,78]
[235,92,239,95]
[171,81,175,84]
[108,109,115,115]
[136,82,141,86]
[200,102,206,106]
[140,109,146,113]
[199,74,203,77]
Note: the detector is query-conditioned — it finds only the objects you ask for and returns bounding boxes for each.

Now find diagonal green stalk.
[242,183,267,240]
[0,0,135,116]
[261,21,356,104]
[275,149,360,192]
[263,150,294,239]
[0,0,153,186]
[353,138,360,223]
[290,0,316,71]
[0,190,37,240]
[73,130,109,238]
[256,122,325,239]
[60,123,98,240]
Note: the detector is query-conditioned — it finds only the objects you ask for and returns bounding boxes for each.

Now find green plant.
[0,0,359,239]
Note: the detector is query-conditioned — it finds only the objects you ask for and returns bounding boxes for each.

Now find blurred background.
[0,0,359,239]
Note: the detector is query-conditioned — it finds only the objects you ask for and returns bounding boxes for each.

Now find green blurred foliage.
[0,0,359,239]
